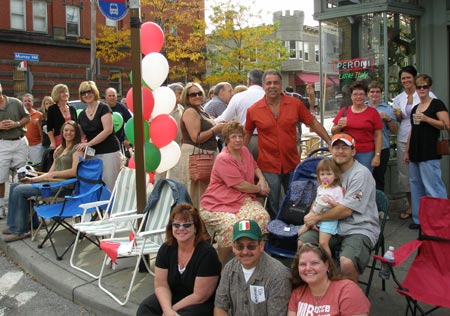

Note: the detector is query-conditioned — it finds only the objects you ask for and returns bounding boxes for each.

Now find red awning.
[295,73,337,85]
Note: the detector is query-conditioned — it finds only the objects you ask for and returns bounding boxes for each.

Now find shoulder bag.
[189,134,214,181]
[436,123,449,156]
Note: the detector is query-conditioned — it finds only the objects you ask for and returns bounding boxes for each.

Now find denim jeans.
[263,171,292,219]
[409,160,447,224]
[355,151,374,172]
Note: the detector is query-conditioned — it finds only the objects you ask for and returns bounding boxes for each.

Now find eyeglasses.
[172,222,194,229]
[188,91,203,98]
[416,85,430,90]
[80,90,93,96]
[233,242,259,251]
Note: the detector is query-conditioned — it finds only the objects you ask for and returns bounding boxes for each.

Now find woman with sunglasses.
[3,121,83,242]
[76,81,122,191]
[392,66,437,220]
[200,121,270,266]
[288,243,370,316]
[137,203,221,316]
[403,74,449,230]
[179,83,226,209]
[47,84,78,149]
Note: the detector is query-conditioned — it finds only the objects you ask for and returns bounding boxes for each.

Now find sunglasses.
[80,90,93,96]
[416,85,430,90]
[172,222,194,229]
[233,242,259,251]
[188,91,203,98]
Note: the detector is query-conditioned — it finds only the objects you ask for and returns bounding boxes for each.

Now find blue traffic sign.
[14,53,40,62]
[98,0,128,21]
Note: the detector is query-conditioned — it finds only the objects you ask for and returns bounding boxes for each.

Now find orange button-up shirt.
[245,94,314,174]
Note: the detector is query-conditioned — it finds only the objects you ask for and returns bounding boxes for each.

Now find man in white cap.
[299,132,379,282]
[214,219,291,316]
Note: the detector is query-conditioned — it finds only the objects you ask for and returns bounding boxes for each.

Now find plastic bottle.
[379,246,395,280]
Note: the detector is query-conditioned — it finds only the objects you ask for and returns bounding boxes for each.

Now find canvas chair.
[69,167,149,278]
[359,189,389,296]
[33,158,111,260]
[97,179,191,306]
[374,196,450,316]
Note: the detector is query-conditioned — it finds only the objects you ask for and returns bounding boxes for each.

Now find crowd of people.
[0,64,448,315]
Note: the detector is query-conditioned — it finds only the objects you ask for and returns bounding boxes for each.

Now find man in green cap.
[214,219,291,316]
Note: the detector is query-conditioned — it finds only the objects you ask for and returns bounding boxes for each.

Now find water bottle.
[379,246,395,280]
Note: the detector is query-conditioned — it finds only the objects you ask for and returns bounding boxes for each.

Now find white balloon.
[155,141,181,173]
[151,86,177,119]
[142,53,169,90]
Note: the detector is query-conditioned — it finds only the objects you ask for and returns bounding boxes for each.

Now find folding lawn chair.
[69,167,149,278]
[265,152,325,259]
[374,196,450,315]
[33,158,111,260]
[359,189,389,296]
[97,178,192,305]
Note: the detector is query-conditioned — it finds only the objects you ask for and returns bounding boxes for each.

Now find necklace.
[310,279,330,307]
[178,246,195,270]
[86,102,99,119]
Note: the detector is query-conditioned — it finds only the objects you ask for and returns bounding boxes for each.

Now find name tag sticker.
[250,285,265,304]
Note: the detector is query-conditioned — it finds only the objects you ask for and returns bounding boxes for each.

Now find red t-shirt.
[200,146,257,213]
[25,109,42,146]
[333,106,383,153]
[288,279,370,316]
[245,94,314,174]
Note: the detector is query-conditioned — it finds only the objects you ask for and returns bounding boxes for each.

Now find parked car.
[68,100,87,111]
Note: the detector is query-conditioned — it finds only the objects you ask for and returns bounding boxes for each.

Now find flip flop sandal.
[399,212,412,219]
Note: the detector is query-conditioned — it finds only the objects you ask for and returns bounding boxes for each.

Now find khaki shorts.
[298,230,372,274]
[0,138,28,183]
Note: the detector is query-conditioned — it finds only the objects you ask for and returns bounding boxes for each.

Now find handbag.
[189,135,214,181]
[436,123,449,156]
[280,180,317,226]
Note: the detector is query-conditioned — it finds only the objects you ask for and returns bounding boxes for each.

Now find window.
[105,18,118,29]
[109,71,122,95]
[66,6,80,37]
[10,0,26,30]
[315,44,319,62]
[304,43,309,61]
[298,41,303,59]
[287,40,296,59]
[33,1,48,33]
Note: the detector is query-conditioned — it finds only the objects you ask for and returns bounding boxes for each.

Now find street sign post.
[14,53,39,62]
[98,0,128,20]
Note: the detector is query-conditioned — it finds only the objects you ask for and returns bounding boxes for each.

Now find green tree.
[206,1,287,85]
[89,0,206,82]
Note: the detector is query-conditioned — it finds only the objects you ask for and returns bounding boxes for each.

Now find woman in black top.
[77,81,122,191]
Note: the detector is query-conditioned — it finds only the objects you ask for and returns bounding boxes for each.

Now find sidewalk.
[0,196,449,316]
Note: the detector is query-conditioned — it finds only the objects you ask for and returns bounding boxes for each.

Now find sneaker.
[379,211,390,220]
[2,228,12,235]
[3,233,31,243]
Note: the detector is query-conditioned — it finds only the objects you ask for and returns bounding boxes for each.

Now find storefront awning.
[295,73,337,85]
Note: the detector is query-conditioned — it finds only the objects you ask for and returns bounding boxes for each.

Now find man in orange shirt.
[244,70,331,218]
[23,94,43,164]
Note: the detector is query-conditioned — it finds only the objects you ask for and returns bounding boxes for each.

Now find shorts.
[199,198,270,248]
[318,220,338,235]
[298,230,372,274]
[0,138,28,183]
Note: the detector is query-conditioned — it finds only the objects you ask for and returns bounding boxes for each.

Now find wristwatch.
[16,121,20,127]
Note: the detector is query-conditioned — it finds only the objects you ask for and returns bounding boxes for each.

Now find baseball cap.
[233,219,262,241]
[331,133,355,147]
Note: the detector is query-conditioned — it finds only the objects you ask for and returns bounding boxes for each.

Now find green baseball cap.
[233,219,262,241]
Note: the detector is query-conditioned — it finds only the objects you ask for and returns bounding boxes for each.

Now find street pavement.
[0,196,449,316]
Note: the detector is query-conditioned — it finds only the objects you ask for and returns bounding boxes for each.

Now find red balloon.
[126,88,134,113]
[142,87,155,121]
[150,114,178,148]
[147,172,155,184]
[128,156,136,169]
[140,22,165,55]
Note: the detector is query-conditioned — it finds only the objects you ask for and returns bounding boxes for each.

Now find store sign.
[332,57,374,80]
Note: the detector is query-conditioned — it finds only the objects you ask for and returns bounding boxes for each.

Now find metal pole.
[129,0,146,214]
[90,0,97,80]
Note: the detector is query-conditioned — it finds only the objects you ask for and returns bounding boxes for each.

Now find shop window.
[109,71,122,95]
[10,0,26,30]
[33,0,48,33]
[66,6,80,37]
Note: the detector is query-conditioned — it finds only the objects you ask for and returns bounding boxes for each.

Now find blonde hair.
[79,81,100,101]
[180,82,205,106]
[234,85,248,94]
[40,96,54,117]
[51,84,69,103]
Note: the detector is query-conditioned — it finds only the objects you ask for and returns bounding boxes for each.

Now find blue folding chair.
[33,158,111,260]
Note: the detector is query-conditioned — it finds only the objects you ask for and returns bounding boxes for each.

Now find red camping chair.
[374,196,450,316]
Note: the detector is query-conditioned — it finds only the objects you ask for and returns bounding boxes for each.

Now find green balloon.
[144,142,161,172]
[76,109,83,117]
[112,112,124,133]
[130,70,150,89]
[124,118,149,145]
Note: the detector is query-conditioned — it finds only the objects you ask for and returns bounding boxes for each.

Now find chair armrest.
[64,184,103,200]
[32,178,77,189]
[79,200,110,210]
[107,213,144,223]
[373,239,423,267]
[110,209,137,218]
[139,228,166,238]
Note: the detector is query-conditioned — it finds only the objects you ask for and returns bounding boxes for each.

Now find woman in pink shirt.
[200,121,270,266]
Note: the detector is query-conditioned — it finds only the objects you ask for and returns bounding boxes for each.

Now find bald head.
[105,87,118,107]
